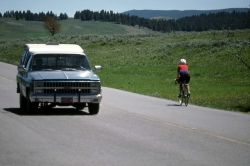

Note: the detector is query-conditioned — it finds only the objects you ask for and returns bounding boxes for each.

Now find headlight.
[90,81,101,94]
[90,81,100,87]
[90,88,100,94]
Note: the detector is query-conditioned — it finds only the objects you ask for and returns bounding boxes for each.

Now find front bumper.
[30,94,102,103]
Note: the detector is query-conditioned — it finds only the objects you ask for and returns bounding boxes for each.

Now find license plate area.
[61,97,73,103]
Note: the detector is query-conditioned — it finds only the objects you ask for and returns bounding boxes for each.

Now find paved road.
[0,62,249,166]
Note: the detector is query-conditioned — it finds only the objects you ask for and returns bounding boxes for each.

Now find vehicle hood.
[29,70,100,81]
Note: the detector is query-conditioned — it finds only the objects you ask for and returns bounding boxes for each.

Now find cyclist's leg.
[179,83,184,105]
[179,84,182,97]
[183,84,188,96]
[185,84,190,106]
[185,74,191,95]
[178,75,184,97]
[187,84,190,95]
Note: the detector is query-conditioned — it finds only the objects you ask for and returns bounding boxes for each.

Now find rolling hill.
[124,8,250,19]
[0,18,154,39]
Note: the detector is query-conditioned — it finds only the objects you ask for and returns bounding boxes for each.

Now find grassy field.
[0,18,249,112]
[0,18,154,39]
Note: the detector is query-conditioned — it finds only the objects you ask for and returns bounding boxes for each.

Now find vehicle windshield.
[31,54,91,71]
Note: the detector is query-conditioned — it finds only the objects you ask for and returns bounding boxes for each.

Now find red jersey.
[178,64,189,71]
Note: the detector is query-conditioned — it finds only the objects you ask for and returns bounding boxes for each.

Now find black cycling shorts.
[179,72,190,84]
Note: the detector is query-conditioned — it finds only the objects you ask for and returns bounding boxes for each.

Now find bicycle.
[178,83,190,106]
[175,79,190,106]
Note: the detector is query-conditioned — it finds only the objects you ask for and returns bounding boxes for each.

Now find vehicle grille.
[33,81,100,95]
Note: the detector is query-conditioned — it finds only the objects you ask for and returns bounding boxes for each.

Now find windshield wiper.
[61,68,77,71]
[79,66,88,70]
[41,68,54,71]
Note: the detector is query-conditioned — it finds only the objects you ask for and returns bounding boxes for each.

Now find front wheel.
[26,99,38,113]
[88,103,99,115]
[20,93,38,114]
[20,93,27,112]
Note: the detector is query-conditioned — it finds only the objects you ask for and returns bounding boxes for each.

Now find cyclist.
[176,58,191,97]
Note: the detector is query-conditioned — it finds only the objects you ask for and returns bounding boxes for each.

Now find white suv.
[16,44,102,115]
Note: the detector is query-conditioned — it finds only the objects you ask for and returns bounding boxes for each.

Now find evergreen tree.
[74,11,81,19]
[59,13,68,20]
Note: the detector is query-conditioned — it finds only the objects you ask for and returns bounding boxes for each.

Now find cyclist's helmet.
[179,59,187,64]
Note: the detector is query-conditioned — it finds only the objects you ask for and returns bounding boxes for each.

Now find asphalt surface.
[0,61,250,166]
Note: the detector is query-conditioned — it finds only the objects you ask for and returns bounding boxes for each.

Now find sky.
[0,0,249,17]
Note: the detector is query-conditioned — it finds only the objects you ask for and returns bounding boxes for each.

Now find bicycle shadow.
[167,104,182,107]
[4,107,89,116]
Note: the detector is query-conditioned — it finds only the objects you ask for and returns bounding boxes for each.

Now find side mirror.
[18,65,26,72]
[94,65,102,72]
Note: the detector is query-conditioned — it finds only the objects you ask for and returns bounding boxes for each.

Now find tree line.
[74,10,250,32]
[1,10,249,32]
[1,10,68,21]
[175,11,250,31]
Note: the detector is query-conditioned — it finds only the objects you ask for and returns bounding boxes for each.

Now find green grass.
[0,18,47,39]
[85,32,250,113]
[0,18,249,112]
[0,18,154,39]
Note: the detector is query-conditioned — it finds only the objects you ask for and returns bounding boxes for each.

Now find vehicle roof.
[25,44,85,54]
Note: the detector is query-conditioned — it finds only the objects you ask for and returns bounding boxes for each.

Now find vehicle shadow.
[4,107,89,116]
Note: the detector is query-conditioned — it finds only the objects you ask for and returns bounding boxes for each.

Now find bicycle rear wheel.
[178,90,185,106]
[183,86,189,106]
[178,96,183,106]
[184,95,189,106]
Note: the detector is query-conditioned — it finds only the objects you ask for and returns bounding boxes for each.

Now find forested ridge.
[1,9,249,32]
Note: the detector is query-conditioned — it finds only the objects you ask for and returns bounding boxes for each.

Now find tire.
[26,99,37,113]
[179,88,186,106]
[183,86,189,106]
[88,103,99,115]
[181,92,185,106]
[20,93,38,114]
[179,84,189,107]
[184,96,189,106]
[20,93,27,112]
